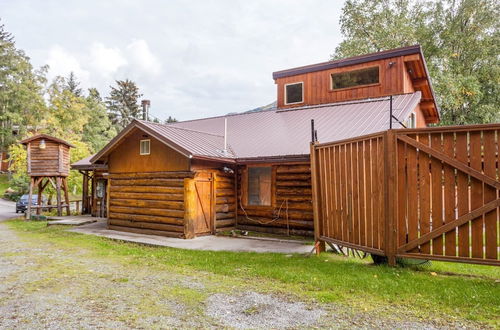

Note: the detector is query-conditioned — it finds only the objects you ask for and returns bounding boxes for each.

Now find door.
[194,173,214,235]
[95,179,107,218]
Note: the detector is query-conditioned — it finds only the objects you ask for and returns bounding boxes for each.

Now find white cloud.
[45,45,90,87]
[89,42,127,76]
[126,39,162,75]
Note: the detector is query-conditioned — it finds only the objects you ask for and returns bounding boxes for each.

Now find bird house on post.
[20,134,74,219]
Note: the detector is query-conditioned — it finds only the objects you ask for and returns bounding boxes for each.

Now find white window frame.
[284,82,304,105]
[140,139,150,155]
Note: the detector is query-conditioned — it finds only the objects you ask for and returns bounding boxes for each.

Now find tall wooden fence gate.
[311,124,500,266]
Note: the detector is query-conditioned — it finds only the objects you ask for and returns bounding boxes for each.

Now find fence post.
[310,142,325,254]
[384,130,398,266]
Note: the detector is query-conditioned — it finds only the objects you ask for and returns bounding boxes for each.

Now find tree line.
[0,21,176,197]
[332,0,499,125]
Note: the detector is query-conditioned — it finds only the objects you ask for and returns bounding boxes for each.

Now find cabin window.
[140,139,150,155]
[284,82,303,105]
[247,167,272,206]
[331,66,379,90]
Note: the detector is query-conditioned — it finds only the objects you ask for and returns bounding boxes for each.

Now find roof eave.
[272,45,421,79]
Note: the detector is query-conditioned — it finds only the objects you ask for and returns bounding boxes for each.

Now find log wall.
[108,172,194,238]
[236,163,314,236]
[214,169,237,231]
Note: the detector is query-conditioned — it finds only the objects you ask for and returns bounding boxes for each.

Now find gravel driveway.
[0,202,485,329]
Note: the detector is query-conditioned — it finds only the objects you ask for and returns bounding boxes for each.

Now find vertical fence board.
[346,143,353,243]
[483,130,498,260]
[365,139,373,248]
[358,141,366,247]
[455,133,470,257]
[430,133,444,255]
[352,142,359,245]
[418,133,431,254]
[377,137,385,250]
[334,145,342,240]
[371,138,379,248]
[324,148,332,238]
[407,135,418,252]
[396,139,407,246]
[442,133,457,256]
[469,131,484,259]
[341,144,348,242]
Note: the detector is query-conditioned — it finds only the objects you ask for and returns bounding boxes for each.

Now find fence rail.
[311,124,500,266]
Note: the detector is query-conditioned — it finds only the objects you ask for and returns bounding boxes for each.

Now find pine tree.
[65,72,82,97]
[165,116,178,123]
[105,79,143,130]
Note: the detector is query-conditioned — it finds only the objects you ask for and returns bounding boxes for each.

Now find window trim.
[139,139,150,155]
[330,65,381,92]
[284,82,304,105]
[245,165,273,207]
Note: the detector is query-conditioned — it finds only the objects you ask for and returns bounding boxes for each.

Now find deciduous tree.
[332,0,499,125]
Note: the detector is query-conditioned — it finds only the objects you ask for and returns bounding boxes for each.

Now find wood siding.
[236,163,314,236]
[108,172,194,238]
[27,138,70,177]
[276,57,405,109]
[107,128,189,173]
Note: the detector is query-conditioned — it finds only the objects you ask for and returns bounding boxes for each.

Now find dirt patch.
[206,291,325,329]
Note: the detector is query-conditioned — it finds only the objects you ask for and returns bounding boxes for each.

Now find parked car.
[15,194,47,213]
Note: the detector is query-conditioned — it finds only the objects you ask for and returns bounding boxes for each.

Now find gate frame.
[311,124,500,267]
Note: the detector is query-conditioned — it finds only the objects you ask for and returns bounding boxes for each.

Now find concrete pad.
[47,215,104,226]
[69,220,313,254]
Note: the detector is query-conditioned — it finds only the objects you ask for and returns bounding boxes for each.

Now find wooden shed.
[20,134,74,217]
[21,134,72,177]
[74,45,440,238]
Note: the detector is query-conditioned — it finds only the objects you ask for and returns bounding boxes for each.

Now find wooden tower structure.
[20,134,74,218]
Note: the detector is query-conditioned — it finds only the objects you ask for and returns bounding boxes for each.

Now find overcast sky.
[0,0,345,121]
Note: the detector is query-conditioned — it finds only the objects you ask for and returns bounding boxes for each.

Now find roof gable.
[20,134,75,148]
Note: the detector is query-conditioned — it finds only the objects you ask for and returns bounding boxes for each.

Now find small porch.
[68,218,312,254]
[71,156,109,218]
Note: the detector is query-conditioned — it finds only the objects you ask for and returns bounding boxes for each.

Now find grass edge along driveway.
[6,219,500,327]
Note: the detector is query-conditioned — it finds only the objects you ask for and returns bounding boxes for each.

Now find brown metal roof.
[71,155,108,171]
[88,93,420,165]
[20,134,75,148]
[169,92,421,160]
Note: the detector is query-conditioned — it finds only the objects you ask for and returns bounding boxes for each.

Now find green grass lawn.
[6,219,500,326]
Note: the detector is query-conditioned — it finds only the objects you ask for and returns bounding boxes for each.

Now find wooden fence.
[311,124,500,266]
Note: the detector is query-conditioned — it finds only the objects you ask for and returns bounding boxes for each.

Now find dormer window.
[331,66,379,90]
[284,82,303,105]
[140,139,150,155]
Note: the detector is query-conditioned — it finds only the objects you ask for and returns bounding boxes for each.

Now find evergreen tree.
[165,116,178,123]
[332,0,499,125]
[105,79,143,130]
[64,71,82,97]
[83,88,117,152]
[0,20,47,152]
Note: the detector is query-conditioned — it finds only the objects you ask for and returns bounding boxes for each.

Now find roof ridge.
[167,107,278,125]
[276,92,420,113]
[139,119,225,137]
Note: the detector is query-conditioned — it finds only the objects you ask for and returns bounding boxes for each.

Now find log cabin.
[73,45,440,238]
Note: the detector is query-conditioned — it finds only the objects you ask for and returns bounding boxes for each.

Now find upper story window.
[284,82,303,105]
[247,166,272,206]
[331,66,379,90]
[140,139,150,155]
